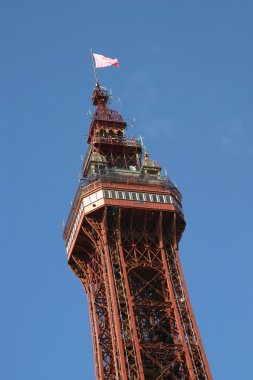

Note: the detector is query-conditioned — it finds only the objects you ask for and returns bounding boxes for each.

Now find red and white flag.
[93,53,119,68]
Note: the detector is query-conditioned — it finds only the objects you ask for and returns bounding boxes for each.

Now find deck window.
[158,195,165,203]
[117,191,124,199]
[103,190,111,198]
[131,192,137,201]
[145,194,151,202]
[165,195,171,203]
[96,190,103,200]
[90,193,97,203]
[83,197,89,206]
[138,193,144,202]
[151,194,158,202]
[125,192,130,200]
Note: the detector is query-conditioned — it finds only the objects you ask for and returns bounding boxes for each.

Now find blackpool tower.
[63,80,212,379]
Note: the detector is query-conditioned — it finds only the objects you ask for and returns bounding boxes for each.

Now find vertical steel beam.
[101,208,129,380]
[71,231,106,379]
[117,208,145,380]
[87,272,105,380]
[172,212,213,379]
[158,211,195,379]
[84,217,119,379]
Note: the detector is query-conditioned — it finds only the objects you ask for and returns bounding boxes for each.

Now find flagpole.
[90,49,99,86]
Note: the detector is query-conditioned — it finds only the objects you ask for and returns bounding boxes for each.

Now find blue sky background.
[1,1,253,379]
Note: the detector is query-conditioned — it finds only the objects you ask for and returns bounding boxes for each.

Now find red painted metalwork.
[64,82,212,379]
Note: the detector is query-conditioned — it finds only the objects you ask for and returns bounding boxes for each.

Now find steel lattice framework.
[64,83,212,379]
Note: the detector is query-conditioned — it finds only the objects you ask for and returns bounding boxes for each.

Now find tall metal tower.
[63,82,212,380]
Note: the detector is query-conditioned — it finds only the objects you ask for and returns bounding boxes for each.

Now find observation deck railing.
[92,136,142,146]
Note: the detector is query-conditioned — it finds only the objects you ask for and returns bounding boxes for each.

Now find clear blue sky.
[1,1,252,379]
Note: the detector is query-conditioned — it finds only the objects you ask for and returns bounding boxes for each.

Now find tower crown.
[67,81,183,239]
[87,83,126,145]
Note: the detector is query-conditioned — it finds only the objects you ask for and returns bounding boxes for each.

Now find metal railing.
[92,136,142,146]
[84,170,163,186]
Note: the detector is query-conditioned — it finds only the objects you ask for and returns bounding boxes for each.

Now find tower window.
[165,195,171,203]
[111,190,116,199]
[90,193,97,203]
[117,191,124,199]
[145,194,151,202]
[103,190,111,198]
[151,194,158,202]
[96,190,103,200]
[83,197,89,206]
[138,193,144,202]
[108,129,115,137]
[125,192,130,200]
[158,195,165,203]
[131,192,137,201]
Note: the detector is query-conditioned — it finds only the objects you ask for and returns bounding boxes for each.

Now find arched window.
[108,129,114,136]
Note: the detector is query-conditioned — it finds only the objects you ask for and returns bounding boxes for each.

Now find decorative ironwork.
[92,135,141,146]
[93,108,124,122]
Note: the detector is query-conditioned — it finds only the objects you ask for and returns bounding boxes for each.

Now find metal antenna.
[139,135,146,152]
[108,90,121,106]
[139,135,145,146]
[86,110,92,118]
[130,117,136,128]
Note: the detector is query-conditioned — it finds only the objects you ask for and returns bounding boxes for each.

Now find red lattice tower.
[63,83,212,379]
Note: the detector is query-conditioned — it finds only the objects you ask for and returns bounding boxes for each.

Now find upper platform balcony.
[82,137,142,175]
[63,169,182,240]
[92,135,142,147]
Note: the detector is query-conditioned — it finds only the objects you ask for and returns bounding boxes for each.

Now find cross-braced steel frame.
[69,206,212,380]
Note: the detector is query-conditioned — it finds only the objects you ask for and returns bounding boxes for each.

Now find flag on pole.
[93,53,119,68]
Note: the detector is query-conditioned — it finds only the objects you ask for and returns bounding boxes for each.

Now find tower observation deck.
[63,83,212,379]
